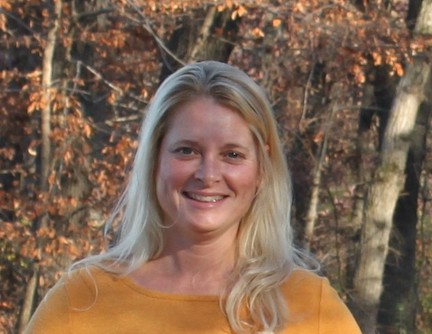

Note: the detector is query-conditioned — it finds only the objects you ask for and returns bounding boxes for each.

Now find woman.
[26,61,361,333]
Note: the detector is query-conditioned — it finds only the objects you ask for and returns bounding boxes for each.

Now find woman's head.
[155,96,261,242]
[112,61,294,270]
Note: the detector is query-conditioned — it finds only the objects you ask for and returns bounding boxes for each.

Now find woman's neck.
[130,234,237,295]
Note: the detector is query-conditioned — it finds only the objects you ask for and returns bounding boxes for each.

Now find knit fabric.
[25,267,361,333]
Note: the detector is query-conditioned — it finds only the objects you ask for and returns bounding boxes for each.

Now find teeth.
[187,193,224,202]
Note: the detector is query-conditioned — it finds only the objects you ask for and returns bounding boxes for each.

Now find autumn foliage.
[1,0,432,333]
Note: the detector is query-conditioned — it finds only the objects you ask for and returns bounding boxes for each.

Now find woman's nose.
[194,156,221,185]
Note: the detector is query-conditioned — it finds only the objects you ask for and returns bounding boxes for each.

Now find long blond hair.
[77,61,308,332]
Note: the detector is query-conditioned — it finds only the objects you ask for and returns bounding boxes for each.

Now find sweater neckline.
[117,274,221,302]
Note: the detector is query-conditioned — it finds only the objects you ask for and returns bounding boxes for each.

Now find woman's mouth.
[183,192,225,203]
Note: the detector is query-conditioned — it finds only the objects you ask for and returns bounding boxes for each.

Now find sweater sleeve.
[318,278,361,334]
[24,277,71,334]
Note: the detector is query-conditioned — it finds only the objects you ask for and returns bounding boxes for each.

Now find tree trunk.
[40,0,62,193]
[290,61,327,245]
[18,1,62,331]
[17,270,39,334]
[304,102,336,250]
[351,1,432,325]
[378,73,431,333]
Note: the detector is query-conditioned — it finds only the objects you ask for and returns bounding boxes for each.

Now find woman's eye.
[175,147,195,155]
[226,151,242,159]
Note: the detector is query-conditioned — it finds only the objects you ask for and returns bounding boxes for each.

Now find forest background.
[1,0,432,333]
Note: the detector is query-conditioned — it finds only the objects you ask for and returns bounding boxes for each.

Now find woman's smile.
[182,191,226,203]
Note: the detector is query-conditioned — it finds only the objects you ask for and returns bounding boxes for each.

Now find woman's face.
[156,97,260,241]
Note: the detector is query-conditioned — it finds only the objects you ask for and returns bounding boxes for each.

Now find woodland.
[1,0,432,333]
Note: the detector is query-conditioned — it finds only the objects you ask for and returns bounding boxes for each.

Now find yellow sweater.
[25,268,361,333]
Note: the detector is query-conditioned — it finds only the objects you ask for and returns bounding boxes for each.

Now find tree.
[351,0,432,331]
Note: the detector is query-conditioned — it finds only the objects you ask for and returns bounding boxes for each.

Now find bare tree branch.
[0,8,43,41]
[122,0,186,67]
[71,60,149,105]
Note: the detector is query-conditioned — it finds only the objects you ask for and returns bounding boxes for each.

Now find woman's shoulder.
[60,265,123,308]
[281,268,344,307]
[281,269,361,333]
[24,266,115,334]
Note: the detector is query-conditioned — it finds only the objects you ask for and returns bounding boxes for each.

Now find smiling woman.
[25,61,361,333]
